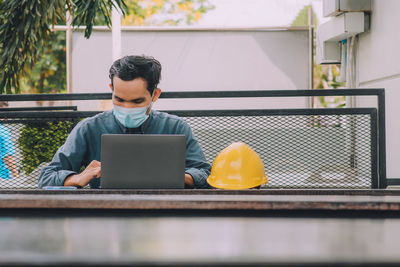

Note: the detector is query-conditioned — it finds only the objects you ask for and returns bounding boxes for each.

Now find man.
[38,55,211,189]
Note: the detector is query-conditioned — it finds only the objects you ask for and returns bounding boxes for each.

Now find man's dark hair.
[109,55,162,94]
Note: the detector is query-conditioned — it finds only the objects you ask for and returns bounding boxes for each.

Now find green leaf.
[0,0,127,94]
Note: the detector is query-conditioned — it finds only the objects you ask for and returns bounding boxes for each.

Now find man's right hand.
[63,160,101,187]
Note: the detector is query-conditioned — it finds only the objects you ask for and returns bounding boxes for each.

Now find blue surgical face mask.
[113,102,152,128]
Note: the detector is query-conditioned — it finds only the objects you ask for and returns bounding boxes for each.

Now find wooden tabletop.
[1,189,400,211]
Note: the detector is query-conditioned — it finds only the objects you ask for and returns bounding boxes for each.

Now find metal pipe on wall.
[111,2,122,61]
[66,11,72,94]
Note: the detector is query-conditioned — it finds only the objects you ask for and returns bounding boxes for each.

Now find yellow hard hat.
[207,142,268,189]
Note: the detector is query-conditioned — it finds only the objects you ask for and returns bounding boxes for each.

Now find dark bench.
[0,89,387,189]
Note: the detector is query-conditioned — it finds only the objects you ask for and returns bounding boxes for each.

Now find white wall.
[71,28,310,111]
[356,0,400,179]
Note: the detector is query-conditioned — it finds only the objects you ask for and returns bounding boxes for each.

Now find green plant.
[18,121,75,175]
[0,0,128,94]
[314,64,346,108]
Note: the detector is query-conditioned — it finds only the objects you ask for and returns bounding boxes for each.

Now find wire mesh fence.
[0,108,377,189]
[0,112,94,189]
[179,110,376,189]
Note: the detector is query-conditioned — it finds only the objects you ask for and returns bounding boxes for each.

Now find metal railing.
[0,89,386,189]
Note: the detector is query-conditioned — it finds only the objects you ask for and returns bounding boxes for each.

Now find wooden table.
[1,189,400,266]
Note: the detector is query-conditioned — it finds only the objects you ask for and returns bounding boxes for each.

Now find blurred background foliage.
[121,0,214,26]
[0,0,128,94]
[19,31,67,94]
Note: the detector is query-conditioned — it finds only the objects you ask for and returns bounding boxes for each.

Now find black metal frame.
[165,107,375,117]
[0,111,99,119]
[0,88,386,188]
[0,106,77,112]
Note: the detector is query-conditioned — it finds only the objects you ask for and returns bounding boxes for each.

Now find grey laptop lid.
[100,134,186,189]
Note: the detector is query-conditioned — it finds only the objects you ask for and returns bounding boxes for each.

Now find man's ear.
[152,88,162,102]
[109,84,113,91]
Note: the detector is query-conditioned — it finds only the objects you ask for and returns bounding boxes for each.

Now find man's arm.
[179,120,212,189]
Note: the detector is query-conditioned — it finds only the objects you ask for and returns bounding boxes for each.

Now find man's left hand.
[184,173,194,188]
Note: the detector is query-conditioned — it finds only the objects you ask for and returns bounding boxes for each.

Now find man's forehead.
[113,76,147,85]
[113,77,149,93]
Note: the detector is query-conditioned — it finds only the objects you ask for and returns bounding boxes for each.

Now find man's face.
[111,76,160,112]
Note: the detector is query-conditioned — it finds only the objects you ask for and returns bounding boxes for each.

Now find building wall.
[71,28,310,111]
[357,0,400,179]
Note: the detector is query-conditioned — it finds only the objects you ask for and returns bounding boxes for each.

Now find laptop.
[100,134,186,189]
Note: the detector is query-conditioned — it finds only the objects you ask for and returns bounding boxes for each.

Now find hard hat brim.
[207,176,268,190]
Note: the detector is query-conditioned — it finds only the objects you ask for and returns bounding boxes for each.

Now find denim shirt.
[38,110,212,189]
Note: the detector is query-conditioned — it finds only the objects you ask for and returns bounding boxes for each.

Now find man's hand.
[184,173,195,188]
[64,160,101,187]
